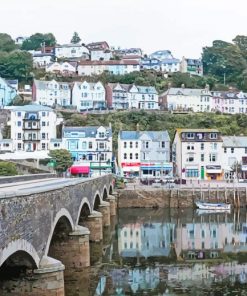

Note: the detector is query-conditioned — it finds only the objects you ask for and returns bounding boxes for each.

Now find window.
[202,242,205,249]
[161,141,165,148]
[130,153,133,159]
[17,133,22,139]
[135,153,138,159]
[210,133,217,139]
[130,141,133,148]
[245,147,247,154]
[209,153,217,162]
[201,154,204,162]
[99,132,105,138]
[99,142,105,149]
[17,112,21,117]
[42,143,46,150]
[42,121,46,127]
[201,230,205,238]
[124,153,127,159]
[17,121,21,127]
[42,133,46,139]
[54,143,60,147]
[89,142,92,149]
[231,148,234,153]
[135,141,138,148]
[145,141,149,148]
[42,112,46,117]
[201,143,204,150]
[187,155,194,162]
[187,133,194,139]
[189,230,194,239]
[186,169,199,178]
[82,141,87,149]
[211,143,217,150]
[124,142,127,148]
[17,143,22,150]
[224,148,227,153]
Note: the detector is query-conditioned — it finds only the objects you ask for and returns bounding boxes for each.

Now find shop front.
[205,165,223,181]
[121,162,140,177]
[140,162,173,179]
[69,164,90,177]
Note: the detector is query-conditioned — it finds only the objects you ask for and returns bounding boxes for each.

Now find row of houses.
[2,104,247,180]
[32,79,159,111]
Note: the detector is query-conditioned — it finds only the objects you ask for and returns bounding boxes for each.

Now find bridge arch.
[92,191,101,210]
[76,197,92,225]
[109,184,113,195]
[103,186,108,201]
[0,239,39,269]
[44,208,74,256]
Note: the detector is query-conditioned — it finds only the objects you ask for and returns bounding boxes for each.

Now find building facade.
[0,77,17,107]
[9,105,62,152]
[118,130,172,178]
[32,79,71,107]
[46,61,77,75]
[173,129,224,181]
[180,57,203,76]
[62,126,112,177]
[72,81,106,111]
[54,43,89,59]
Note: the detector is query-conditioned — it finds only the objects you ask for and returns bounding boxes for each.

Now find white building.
[46,61,77,75]
[118,130,172,178]
[173,129,224,181]
[33,53,54,68]
[8,105,62,152]
[180,57,203,76]
[222,136,247,179]
[160,58,180,73]
[106,83,159,110]
[212,91,247,114]
[54,43,89,59]
[60,126,112,177]
[33,79,71,107]
[77,60,140,76]
[161,87,212,112]
[72,81,106,111]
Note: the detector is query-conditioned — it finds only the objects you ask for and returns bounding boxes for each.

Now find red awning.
[70,166,90,174]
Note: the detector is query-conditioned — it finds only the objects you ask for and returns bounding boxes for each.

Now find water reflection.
[91,209,247,296]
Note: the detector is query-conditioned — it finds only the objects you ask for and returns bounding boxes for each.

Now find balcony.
[23,135,41,141]
[23,123,41,130]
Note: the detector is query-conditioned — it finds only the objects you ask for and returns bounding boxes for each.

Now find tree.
[21,33,56,50]
[0,33,17,52]
[71,32,81,44]
[0,50,33,82]
[0,161,18,176]
[49,149,73,174]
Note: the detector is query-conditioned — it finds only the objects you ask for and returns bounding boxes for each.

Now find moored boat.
[195,201,231,210]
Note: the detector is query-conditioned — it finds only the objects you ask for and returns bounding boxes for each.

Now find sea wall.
[117,187,247,208]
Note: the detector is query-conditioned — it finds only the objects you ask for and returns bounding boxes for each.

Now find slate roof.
[12,104,53,112]
[63,126,112,137]
[222,136,247,148]
[119,131,170,141]
[78,60,139,66]
[166,87,210,96]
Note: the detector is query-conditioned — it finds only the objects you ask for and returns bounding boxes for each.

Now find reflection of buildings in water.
[118,222,176,258]
[175,221,247,259]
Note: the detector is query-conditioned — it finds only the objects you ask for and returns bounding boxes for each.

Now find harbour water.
[67,208,247,295]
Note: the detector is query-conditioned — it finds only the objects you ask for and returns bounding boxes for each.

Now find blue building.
[0,77,17,107]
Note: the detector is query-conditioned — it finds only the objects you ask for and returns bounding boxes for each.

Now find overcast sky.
[2,0,247,58]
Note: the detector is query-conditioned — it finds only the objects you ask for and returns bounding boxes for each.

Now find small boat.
[195,201,231,210]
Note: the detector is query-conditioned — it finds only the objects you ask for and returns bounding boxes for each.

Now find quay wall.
[117,187,247,208]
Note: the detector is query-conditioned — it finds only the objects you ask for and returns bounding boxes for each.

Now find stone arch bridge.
[0,174,115,295]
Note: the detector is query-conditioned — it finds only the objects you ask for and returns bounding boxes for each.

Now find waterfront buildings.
[62,125,113,176]
[32,79,71,107]
[72,81,106,111]
[118,130,172,178]
[6,105,62,152]
[173,128,224,181]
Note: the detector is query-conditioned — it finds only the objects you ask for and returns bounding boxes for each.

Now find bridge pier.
[49,226,90,270]
[107,195,117,216]
[33,256,65,296]
[99,201,111,227]
[83,210,103,242]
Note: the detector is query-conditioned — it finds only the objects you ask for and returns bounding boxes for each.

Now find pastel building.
[180,57,203,76]
[173,129,224,181]
[212,91,247,114]
[46,61,77,75]
[32,79,71,107]
[0,77,17,107]
[62,126,112,176]
[118,130,172,178]
[72,81,106,111]
[54,43,89,59]
[8,105,62,152]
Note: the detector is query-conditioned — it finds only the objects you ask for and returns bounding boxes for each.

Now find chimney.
[181,84,185,89]
[109,122,112,129]
[205,84,210,91]
[136,123,140,131]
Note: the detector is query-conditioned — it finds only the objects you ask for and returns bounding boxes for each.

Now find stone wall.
[0,173,56,184]
[117,187,247,208]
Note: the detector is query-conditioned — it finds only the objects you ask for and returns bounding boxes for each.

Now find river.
[65,208,247,295]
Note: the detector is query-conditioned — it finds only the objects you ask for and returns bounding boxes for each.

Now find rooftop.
[222,136,247,147]
[11,104,53,112]
[119,130,170,141]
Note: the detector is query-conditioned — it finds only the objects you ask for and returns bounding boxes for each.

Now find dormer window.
[187,133,194,139]
[99,132,105,138]
[210,133,217,139]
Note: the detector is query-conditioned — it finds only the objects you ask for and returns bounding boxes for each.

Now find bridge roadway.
[0,177,92,197]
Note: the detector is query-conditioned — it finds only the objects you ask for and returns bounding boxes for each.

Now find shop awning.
[206,169,222,174]
[70,166,90,174]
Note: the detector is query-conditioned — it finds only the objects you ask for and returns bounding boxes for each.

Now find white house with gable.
[46,61,77,75]
[128,85,159,109]
[54,43,89,59]
[72,81,106,111]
